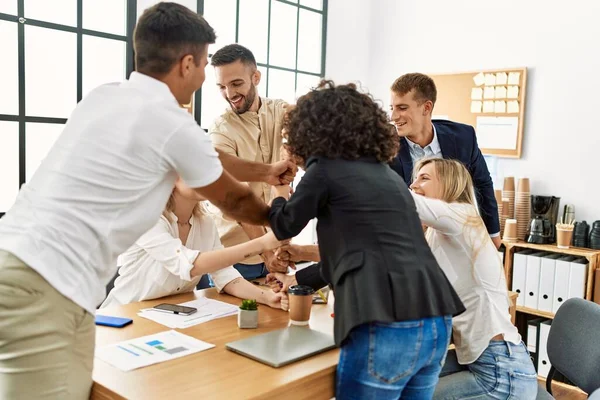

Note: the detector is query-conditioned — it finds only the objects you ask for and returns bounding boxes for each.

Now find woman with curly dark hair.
[267,81,465,399]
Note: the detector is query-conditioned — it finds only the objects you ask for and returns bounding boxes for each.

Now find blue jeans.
[433,341,537,399]
[206,262,268,287]
[337,316,453,400]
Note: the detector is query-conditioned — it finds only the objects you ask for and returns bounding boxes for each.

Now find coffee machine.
[527,195,561,244]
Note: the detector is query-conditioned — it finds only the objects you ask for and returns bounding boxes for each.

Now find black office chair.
[536,298,600,399]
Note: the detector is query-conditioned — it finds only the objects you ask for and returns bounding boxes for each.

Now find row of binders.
[527,317,552,378]
[512,250,588,313]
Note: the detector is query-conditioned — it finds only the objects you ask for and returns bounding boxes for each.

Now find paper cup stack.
[502,177,515,219]
[495,189,503,233]
[515,178,531,240]
[501,198,510,238]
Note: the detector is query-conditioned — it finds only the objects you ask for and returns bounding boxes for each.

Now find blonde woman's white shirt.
[410,192,521,364]
[102,211,241,308]
[0,72,222,314]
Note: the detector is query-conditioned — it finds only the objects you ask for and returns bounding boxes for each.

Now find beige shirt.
[208,98,286,264]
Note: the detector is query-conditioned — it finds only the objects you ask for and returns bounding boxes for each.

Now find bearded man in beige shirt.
[207,44,291,281]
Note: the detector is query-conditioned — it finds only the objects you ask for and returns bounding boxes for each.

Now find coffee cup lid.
[288,285,315,295]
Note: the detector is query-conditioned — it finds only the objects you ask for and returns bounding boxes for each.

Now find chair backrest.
[547,298,600,394]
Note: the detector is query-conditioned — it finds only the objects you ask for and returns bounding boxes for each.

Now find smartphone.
[95,315,133,328]
[152,303,197,316]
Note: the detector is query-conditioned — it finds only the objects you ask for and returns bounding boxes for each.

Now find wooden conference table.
[92,288,519,399]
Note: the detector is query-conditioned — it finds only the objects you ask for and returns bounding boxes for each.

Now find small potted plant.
[238,299,258,329]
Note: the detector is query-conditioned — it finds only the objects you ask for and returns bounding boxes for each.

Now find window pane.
[83,0,127,35]
[295,72,320,100]
[200,66,229,130]
[238,0,268,64]
[82,35,126,98]
[268,68,295,104]
[269,1,297,69]
[0,0,17,15]
[25,0,77,26]
[26,122,64,181]
[297,10,322,74]
[0,21,18,115]
[25,26,77,118]
[300,0,323,10]
[0,121,19,212]
[257,66,267,98]
[203,0,236,53]
[137,0,196,20]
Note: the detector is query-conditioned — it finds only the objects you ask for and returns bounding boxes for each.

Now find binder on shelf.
[526,317,547,370]
[568,257,588,300]
[524,252,547,309]
[512,249,534,306]
[537,320,553,378]
[552,255,576,314]
[538,254,561,313]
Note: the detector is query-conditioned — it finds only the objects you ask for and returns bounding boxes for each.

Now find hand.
[266,291,289,311]
[271,184,292,201]
[262,250,290,273]
[491,235,502,250]
[275,244,304,263]
[266,160,297,186]
[266,272,297,293]
[259,231,290,252]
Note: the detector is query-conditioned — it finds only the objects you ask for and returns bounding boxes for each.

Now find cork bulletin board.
[429,67,527,158]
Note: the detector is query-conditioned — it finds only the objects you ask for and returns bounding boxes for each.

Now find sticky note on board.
[483,100,495,113]
[483,87,495,99]
[471,101,482,113]
[494,100,506,113]
[508,72,521,85]
[495,86,507,98]
[507,100,520,113]
[471,87,483,100]
[496,72,508,85]
[507,86,519,99]
[484,73,496,86]
[473,72,485,86]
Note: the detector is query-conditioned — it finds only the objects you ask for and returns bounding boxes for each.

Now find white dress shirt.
[101,211,241,308]
[0,72,223,314]
[410,192,521,364]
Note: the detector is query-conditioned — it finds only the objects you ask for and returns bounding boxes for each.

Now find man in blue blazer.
[389,73,501,248]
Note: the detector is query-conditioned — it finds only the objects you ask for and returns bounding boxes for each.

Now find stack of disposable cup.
[502,177,515,220]
[515,178,531,241]
[500,198,510,239]
[495,189,503,229]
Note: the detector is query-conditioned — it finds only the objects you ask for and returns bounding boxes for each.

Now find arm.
[216,149,296,185]
[239,223,290,273]
[275,244,321,262]
[266,262,327,292]
[409,191,465,235]
[269,162,328,240]
[222,278,288,310]
[468,127,500,238]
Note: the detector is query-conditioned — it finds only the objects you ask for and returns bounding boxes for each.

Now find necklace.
[177,220,191,227]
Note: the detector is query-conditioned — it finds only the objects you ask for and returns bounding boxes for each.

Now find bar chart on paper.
[95,330,214,371]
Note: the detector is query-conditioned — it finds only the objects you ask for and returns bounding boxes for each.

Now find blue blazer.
[390,119,500,235]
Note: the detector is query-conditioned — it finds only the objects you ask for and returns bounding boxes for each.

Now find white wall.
[336,0,600,223]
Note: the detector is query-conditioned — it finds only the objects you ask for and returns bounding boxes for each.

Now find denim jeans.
[205,262,268,288]
[336,316,453,400]
[433,341,538,399]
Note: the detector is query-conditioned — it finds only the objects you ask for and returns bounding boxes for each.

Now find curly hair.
[283,80,398,164]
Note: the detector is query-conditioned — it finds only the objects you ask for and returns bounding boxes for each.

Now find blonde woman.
[409,158,537,399]
[102,178,288,310]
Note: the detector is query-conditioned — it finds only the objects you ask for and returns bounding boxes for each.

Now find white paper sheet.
[484,73,496,86]
[507,86,519,99]
[95,330,215,371]
[483,86,495,99]
[471,101,482,113]
[476,116,519,150]
[471,87,483,100]
[507,100,520,113]
[494,100,506,113]
[508,72,521,85]
[483,100,495,113]
[495,72,508,85]
[494,86,507,99]
[473,72,485,86]
[138,297,238,329]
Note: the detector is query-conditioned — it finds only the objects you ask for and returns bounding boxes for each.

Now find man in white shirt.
[208,44,290,281]
[0,4,293,399]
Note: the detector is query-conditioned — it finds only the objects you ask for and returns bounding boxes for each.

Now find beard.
[230,84,257,115]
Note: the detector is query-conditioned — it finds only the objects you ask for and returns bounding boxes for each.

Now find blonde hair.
[413,158,476,206]
[162,192,204,223]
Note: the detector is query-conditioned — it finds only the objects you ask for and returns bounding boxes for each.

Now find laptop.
[225,326,336,367]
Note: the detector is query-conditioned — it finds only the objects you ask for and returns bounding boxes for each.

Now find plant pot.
[237,309,258,329]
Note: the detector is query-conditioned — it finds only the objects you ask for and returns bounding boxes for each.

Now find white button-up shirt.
[410,192,520,364]
[0,72,223,313]
[405,124,443,163]
[102,211,241,308]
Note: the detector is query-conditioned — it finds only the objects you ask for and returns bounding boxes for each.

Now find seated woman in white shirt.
[409,158,537,399]
[102,179,288,310]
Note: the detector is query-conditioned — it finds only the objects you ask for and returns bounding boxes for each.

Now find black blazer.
[269,157,465,345]
[389,119,500,235]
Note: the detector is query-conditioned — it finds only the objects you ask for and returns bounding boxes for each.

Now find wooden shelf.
[502,241,600,258]
[516,305,554,319]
